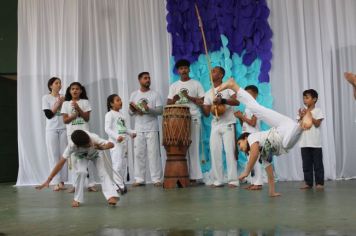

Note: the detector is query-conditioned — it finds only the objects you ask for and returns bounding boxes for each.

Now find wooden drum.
[162,105,191,188]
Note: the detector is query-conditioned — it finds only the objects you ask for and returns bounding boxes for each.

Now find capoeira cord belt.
[102,150,126,186]
[258,128,277,164]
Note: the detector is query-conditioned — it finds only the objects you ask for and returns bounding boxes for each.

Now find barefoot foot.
[300,184,312,190]
[217,78,240,93]
[88,186,98,192]
[53,183,67,191]
[72,200,80,207]
[108,197,119,206]
[243,184,254,190]
[269,192,281,197]
[228,184,238,188]
[250,185,262,190]
[67,187,75,193]
[315,184,324,190]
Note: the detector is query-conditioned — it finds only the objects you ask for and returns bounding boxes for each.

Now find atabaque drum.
[162,105,191,188]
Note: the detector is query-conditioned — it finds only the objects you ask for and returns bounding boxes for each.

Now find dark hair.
[138,72,149,80]
[107,94,119,111]
[71,130,90,147]
[237,132,250,142]
[245,85,259,94]
[303,89,318,101]
[47,77,61,92]
[175,59,190,69]
[65,82,88,101]
[215,66,225,78]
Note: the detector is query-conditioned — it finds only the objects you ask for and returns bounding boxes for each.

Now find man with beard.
[129,72,163,187]
[167,59,205,184]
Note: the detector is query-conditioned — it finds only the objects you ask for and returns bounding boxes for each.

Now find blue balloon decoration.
[166,0,274,174]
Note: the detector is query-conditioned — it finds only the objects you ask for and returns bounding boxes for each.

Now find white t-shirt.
[203,88,236,126]
[105,110,134,142]
[248,129,286,156]
[242,108,260,134]
[129,89,162,132]
[167,79,205,118]
[61,99,92,136]
[42,94,66,130]
[62,131,108,160]
[299,107,324,148]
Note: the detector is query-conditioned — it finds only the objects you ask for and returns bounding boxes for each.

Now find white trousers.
[110,137,127,189]
[210,123,239,186]
[248,155,264,185]
[186,117,203,180]
[237,89,303,150]
[68,135,96,187]
[45,129,68,184]
[73,154,118,203]
[134,131,162,183]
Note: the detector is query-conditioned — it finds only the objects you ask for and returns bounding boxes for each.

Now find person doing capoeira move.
[218,79,313,197]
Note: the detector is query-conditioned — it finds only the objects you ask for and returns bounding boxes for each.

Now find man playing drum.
[167,59,205,184]
[202,66,240,188]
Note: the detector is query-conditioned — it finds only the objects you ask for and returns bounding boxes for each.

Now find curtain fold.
[268,0,356,180]
[17,0,169,185]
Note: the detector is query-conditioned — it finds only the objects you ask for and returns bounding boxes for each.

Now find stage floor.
[0,180,355,235]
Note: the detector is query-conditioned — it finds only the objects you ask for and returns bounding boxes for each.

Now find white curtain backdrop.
[17,0,356,185]
[17,0,170,185]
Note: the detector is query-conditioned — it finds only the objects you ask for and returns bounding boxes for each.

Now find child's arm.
[241,114,257,127]
[74,106,90,122]
[36,157,67,190]
[62,113,77,124]
[94,142,114,150]
[126,129,136,138]
[312,118,323,128]
[104,113,120,141]
[225,94,240,106]
[239,142,260,180]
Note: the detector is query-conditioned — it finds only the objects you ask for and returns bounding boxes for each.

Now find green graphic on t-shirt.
[71,107,85,125]
[116,118,127,134]
[72,117,85,125]
[136,98,149,112]
[176,88,189,104]
[77,149,99,160]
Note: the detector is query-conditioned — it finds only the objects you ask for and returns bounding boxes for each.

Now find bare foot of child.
[88,186,98,192]
[300,184,312,190]
[132,182,145,187]
[228,184,238,188]
[67,187,75,193]
[300,110,313,130]
[269,192,281,197]
[315,184,324,190]
[217,78,240,93]
[72,200,80,207]
[53,183,67,191]
[243,184,254,190]
[107,197,119,206]
[250,185,262,190]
